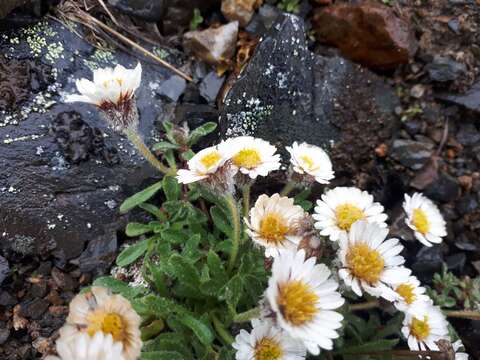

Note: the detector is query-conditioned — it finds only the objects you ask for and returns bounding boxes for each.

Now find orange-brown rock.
[313,1,418,70]
[221,0,263,27]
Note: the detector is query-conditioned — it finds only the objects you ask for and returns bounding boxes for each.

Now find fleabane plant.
[57,62,470,360]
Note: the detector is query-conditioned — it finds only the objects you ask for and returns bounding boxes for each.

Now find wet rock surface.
[220,13,399,170]
[312,1,418,70]
[0,19,172,264]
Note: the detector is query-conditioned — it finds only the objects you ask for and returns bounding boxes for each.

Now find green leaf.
[143,333,192,358]
[189,8,204,31]
[177,314,214,346]
[338,339,399,354]
[207,251,228,282]
[139,203,166,220]
[141,351,184,360]
[126,222,153,237]
[116,239,149,267]
[188,122,217,146]
[169,254,200,286]
[161,229,189,244]
[221,275,243,308]
[93,276,144,300]
[152,141,180,152]
[163,176,181,201]
[210,206,232,237]
[120,181,163,213]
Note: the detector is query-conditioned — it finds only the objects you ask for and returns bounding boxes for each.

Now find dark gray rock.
[245,4,282,35]
[456,195,478,216]
[426,55,467,82]
[424,172,460,203]
[199,72,225,103]
[390,139,434,170]
[0,256,9,286]
[156,75,187,102]
[456,123,480,146]
[24,298,49,319]
[412,246,443,284]
[220,14,400,151]
[437,81,480,113]
[0,0,29,18]
[0,20,171,262]
[76,233,118,275]
[107,0,166,22]
[0,328,9,346]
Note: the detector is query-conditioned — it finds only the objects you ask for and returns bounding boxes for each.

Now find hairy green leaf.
[163,176,181,201]
[126,222,153,237]
[116,239,149,267]
[177,314,214,346]
[120,181,163,213]
[187,122,217,146]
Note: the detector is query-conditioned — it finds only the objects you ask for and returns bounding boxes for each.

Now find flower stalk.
[233,307,261,323]
[280,180,297,196]
[211,312,234,345]
[124,128,173,175]
[226,194,242,273]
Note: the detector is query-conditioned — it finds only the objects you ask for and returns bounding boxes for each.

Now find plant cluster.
[44,62,473,360]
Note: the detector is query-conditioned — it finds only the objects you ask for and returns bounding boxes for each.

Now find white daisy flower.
[223,136,281,179]
[245,194,306,258]
[176,145,230,184]
[286,141,334,184]
[391,275,430,312]
[266,249,345,355]
[313,187,388,242]
[452,340,469,360]
[65,287,141,360]
[232,319,306,360]
[403,193,447,247]
[338,221,411,299]
[66,63,142,131]
[401,303,449,351]
[45,331,125,360]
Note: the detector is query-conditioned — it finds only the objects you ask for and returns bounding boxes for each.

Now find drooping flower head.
[223,136,281,179]
[46,328,125,360]
[401,303,449,351]
[245,194,306,258]
[313,187,388,242]
[403,193,447,247]
[286,142,334,184]
[452,340,469,360]
[65,287,141,360]
[391,275,430,312]
[337,221,411,300]
[232,319,306,360]
[66,63,142,131]
[266,250,345,355]
[176,144,237,193]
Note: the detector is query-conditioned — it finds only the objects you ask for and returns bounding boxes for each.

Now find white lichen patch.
[224,97,273,137]
[3,134,44,144]
[83,49,115,71]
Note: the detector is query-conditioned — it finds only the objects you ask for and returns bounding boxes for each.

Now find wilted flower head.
[46,329,125,360]
[232,319,307,360]
[223,136,281,179]
[266,250,344,355]
[66,63,142,131]
[313,187,388,241]
[403,192,447,247]
[65,287,141,360]
[286,142,334,184]
[401,303,449,352]
[245,194,306,258]
[337,221,411,300]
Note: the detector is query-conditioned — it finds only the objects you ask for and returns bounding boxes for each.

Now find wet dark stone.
[220,14,400,155]
[75,233,118,276]
[199,72,225,104]
[446,253,466,272]
[424,172,461,203]
[30,281,47,298]
[390,139,434,170]
[0,19,169,263]
[24,298,49,319]
[162,0,219,35]
[404,119,424,136]
[456,195,479,216]
[455,235,478,252]
[411,246,444,284]
[455,123,480,147]
[36,261,52,276]
[0,291,16,306]
[107,0,166,22]
[0,328,9,346]
[245,4,282,35]
[436,81,480,113]
[0,255,9,285]
[426,55,467,82]
[156,75,187,102]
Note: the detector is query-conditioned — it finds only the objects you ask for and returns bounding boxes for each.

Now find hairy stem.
[226,194,241,273]
[349,300,379,311]
[242,184,251,219]
[280,181,296,197]
[125,128,173,175]
[444,309,480,320]
[211,312,234,345]
[233,307,261,323]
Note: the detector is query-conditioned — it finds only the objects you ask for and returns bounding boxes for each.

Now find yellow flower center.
[259,213,289,245]
[232,149,262,169]
[87,312,125,342]
[346,242,385,284]
[277,280,319,326]
[300,155,319,171]
[396,283,416,305]
[410,316,430,341]
[199,151,222,171]
[335,204,365,231]
[412,208,430,235]
[255,337,284,360]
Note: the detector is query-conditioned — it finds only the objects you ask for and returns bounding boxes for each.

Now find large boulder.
[219,14,400,172]
[0,0,29,18]
[0,20,173,265]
